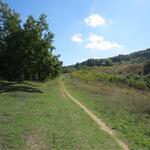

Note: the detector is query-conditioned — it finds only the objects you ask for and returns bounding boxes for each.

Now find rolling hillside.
[67,48,150,69]
[64,72,150,149]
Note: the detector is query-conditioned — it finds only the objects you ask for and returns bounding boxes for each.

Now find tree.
[0,1,62,81]
[105,59,113,66]
[144,61,150,75]
[0,0,22,80]
[75,62,79,69]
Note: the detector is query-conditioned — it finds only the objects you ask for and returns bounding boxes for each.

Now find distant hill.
[68,48,150,69]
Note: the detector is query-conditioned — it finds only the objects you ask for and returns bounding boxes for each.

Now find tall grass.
[64,76,150,150]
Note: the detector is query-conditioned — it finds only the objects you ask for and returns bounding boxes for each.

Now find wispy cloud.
[84,13,106,27]
[71,34,83,42]
[86,34,121,50]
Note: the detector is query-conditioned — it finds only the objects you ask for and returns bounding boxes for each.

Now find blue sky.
[6,0,150,65]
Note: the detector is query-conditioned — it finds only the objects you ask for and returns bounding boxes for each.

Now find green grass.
[64,75,150,150]
[0,79,120,150]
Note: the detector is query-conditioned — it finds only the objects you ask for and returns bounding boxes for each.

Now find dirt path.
[61,80,129,150]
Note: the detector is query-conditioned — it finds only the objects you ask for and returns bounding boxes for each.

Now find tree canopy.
[0,1,62,81]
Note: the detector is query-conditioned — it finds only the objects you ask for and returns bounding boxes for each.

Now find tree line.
[0,1,62,81]
[73,48,150,69]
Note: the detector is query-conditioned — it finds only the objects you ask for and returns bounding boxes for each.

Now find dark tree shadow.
[0,81,43,94]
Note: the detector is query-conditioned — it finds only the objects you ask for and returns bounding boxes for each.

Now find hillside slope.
[67,48,150,68]
[64,75,150,150]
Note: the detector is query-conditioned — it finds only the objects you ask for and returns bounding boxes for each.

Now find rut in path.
[61,80,129,150]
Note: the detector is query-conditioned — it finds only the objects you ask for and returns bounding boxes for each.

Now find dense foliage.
[0,1,62,81]
[71,70,150,90]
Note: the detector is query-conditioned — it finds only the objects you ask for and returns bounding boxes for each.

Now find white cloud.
[86,34,121,50]
[71,34,83,42]
[84,13,106,27]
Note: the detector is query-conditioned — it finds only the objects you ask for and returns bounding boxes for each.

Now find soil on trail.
[61,79,129,150]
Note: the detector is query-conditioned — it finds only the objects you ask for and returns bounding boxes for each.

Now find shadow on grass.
[24,81,39,87]
[0,81,43,94]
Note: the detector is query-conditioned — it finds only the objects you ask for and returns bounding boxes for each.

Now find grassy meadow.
[0,79,121,150]
[64,69,150,150]
[1,1,150,150]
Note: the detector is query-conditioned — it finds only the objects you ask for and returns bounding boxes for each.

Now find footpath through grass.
[64,75,150,150]
[0,79,120,150]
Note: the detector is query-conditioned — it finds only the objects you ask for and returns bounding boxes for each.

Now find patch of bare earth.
[26,131,48,150]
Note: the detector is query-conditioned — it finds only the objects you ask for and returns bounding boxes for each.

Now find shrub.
[71,70,149,90]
